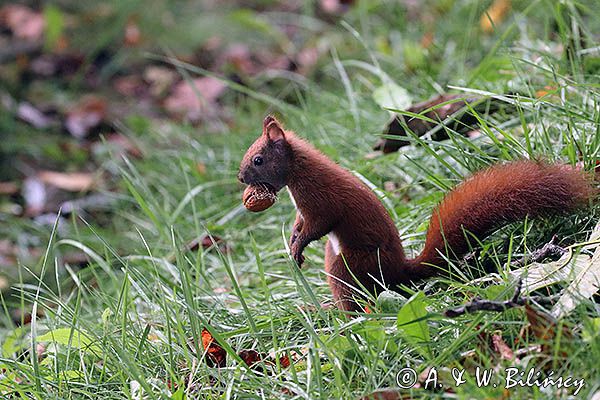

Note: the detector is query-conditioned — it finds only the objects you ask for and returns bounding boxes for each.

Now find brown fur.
[239,117,594,311]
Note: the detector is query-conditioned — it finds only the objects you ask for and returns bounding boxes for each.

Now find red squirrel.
[238,116,594,311]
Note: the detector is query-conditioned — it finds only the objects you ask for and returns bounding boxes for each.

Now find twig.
[444,279,560,318]
[512,235,566,268]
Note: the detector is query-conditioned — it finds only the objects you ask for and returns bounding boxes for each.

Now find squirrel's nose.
[238,173,245,184]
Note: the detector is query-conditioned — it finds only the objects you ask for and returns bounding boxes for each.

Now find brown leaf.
[525,304,558,342]
[201,328,227,368]
[360,389,406,400]
[164,77,225,122]
[124,17,141,47]
[491,332,514,360]
[525,305,573,340]
[36,343,46,360]
[113,75,146,97]
[185,235,227,253]
[0,5,45,41]
[0,181,18,195]
[38,170,95,192]
[420,31,434,49]
[374,94,503,153]
[143,66,177,97]
[296,47,320,75]
[279,354,291,368]
[238,349,264,369]
[65,96,107,139]
[196,162,207,176]
[220,44,255,75]
[524,304,572,359]
[104,133,143,158]
[11,307,44,326]
[255,50,290,71]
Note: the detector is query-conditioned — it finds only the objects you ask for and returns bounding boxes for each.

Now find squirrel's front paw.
[290,220,303,246]
[289,228,300,246]
[291,243,305,267]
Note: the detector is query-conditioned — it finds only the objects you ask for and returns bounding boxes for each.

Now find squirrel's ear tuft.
[263,115,276,129]
[263,115,285,142]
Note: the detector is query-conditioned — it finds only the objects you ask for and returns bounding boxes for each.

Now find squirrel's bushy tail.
[410,160,594,276]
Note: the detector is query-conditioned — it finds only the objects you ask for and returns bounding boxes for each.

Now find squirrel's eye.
[253,156,264,166]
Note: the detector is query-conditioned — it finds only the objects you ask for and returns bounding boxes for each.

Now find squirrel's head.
[238,116,293,192]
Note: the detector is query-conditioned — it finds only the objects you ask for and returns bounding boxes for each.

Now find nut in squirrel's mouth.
[254,182,277,193]
[242,183,278,212]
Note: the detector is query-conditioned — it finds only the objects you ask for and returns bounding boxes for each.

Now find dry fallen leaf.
[201,328,227,368]
[374,94,489,153]
[184,235,228,254]
[164,77,226,122]
[524,304,572,360]
[65,96,108,139]
[491,332,514,361]
[480,0,511,33]
[279,354,291,368]
[552,220,600,318]
[0,181,18,195]
[0,4,45,41]
[296,47,319,75]
[238,349,264,369]
[144,66,177,97]
[17,102,53,129]
[360,389,404,400]
[22,176,47,216]
[196,162,207,176]
[420,31,434,49]
[220,44,255,75]
[535,85,557,99]
[38,170,95,192]
[36,343,46,360]
[525,305,571,342]
[124,17,141,46]
[113,75,146,97]
[103,133,143,158]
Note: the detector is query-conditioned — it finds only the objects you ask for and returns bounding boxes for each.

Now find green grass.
[2,1,600,398]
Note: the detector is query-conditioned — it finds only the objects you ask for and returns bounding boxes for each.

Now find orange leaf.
[201,328,226,368]
[279,354,291,368]
[124,17,141,46]
[480,0,511,33]
[524,304,572,359]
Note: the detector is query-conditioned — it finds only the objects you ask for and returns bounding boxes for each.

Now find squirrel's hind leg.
[325,241,368,312]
